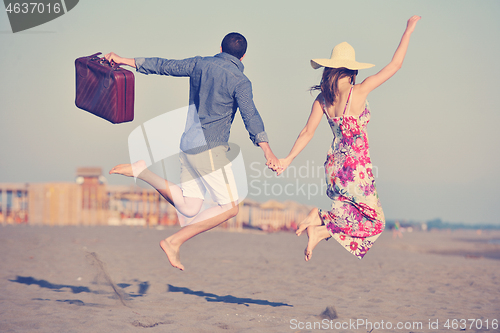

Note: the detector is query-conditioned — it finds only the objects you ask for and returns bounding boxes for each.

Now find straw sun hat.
[310,42,374,70]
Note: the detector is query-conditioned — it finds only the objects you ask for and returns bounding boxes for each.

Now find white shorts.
[179,146,239,205]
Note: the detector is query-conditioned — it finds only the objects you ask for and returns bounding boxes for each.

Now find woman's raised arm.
[358,15,421,95]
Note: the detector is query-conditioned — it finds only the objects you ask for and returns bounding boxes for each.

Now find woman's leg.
[296,208,323,236]
[304,225,331,261]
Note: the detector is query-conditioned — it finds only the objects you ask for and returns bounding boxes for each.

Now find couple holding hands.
[106,16,421,270]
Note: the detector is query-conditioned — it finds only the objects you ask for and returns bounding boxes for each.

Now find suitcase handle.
[78,53,102,78]
[97,58,119,88]
[98,57,120,70]
[88,52,102,60]
[78,52,119,81]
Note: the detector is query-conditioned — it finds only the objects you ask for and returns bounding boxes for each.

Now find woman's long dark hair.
[310,67,358,106]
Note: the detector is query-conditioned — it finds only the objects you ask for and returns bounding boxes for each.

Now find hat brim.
[310,59,375,70]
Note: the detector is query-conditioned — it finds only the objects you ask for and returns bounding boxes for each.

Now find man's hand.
[104,52,136,68]
[265,151,280,172]
[258,142,281,172]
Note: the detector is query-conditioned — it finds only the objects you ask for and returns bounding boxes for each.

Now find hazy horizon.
[1,1,499,225]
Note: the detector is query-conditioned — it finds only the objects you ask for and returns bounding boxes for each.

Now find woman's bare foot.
[296,208,322,236]
[109,160,147,178]
[304,225,330,261]
[159,238,184,271]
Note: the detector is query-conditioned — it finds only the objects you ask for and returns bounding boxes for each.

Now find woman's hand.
[276,158,291,176]
[405,15,421,34]
[358,15,421,94]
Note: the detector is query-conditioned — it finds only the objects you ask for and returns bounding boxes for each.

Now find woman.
[278,16,420,261]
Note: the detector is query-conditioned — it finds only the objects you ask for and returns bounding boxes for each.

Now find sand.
[0,225,499,332]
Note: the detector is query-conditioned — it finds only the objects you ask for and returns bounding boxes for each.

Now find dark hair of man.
[310,67,358,106]
[221,32,247,60]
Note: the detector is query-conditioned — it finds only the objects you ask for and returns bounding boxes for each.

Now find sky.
[1,0,499,225]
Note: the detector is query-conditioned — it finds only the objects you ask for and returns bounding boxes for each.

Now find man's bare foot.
[159,238,184,271]
[109,160,147,178]
[304,225,329,261]
[296,208,322,236]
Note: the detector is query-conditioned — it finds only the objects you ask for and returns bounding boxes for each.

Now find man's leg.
[160,202,239,270]
[159,146,242,270]
[109,160,203,217]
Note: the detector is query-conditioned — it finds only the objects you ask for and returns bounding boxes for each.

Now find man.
[105,32,279,270]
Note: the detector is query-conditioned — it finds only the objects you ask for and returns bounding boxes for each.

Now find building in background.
[0,183,28,224]
[0,168,311,231]
[0,167,178,227]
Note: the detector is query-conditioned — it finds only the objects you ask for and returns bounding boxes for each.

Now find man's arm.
[104,52,198,77]
[234,80,280,171]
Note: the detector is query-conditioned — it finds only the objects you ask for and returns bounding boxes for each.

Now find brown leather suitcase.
[75,52,134,124]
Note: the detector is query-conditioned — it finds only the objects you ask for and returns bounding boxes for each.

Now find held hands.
[265,151,281,172]
[259,142,282,173]
[405,15,421,34]
[276,158,291,176]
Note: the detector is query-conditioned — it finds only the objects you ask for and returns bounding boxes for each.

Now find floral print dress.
[318,86,385,259]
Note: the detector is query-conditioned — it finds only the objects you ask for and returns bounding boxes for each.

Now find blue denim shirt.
[135,52,268,153]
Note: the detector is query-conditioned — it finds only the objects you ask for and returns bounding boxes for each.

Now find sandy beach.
[0,225,499,333]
